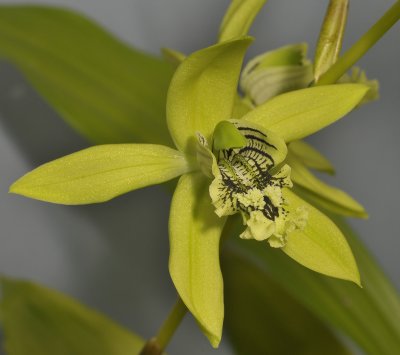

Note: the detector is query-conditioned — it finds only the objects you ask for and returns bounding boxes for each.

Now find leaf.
[169,173,226,348]
[222,247,352,355]
[289,155,367,218]
[10,144,190,204]
[242,84,369,142]
[282,189,360,285]
[0,277,145,355]
[226,208,400,355]
[0,5,174,146]
[166,37,252,157]
[219,0,268,42]
[288,140,335,174]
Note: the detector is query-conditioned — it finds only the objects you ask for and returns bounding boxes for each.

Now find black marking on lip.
[238,146,275,166]
[237,126,267,137]
[244,134,277,150]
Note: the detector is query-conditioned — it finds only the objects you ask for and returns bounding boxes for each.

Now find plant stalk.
[316,0,400,85]
[139,297,187,355]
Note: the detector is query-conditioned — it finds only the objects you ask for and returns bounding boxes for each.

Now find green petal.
[0,6,174,146]
[0,278,145,355]
[282,189,360,285]
[240,43,313,105]
[166,37,253,156]
[242,84,369,142]
[219,0,268,42]
[288,140,335,174]
[222,247,352,355]
[288,156,367,218]
[169,173,226,347]
[10,144,191,204]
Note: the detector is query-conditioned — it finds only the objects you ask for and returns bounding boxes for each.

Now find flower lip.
[197,119,307,247]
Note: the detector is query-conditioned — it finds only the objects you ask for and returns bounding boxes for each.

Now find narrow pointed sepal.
[289,156,367,218]
[10,144,191,204]
[242,84,370,142]
[169,173,226,348]
[288,140,335,175]
[166,37,253,156]
[339,67,379,106]
[282,189,361,286]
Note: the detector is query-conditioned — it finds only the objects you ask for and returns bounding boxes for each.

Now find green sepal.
[242,84,369,142]
[282,189,361,285]
[213,120,247,151]
[339,67,379,106]
[10,144,191,204]
[288,155,367,218]
[0,5,174,146]
[288,140,335,174]
[169,172,226,348]
[219,0,268,42]
[0,277,146,355]
[166,37,253,156]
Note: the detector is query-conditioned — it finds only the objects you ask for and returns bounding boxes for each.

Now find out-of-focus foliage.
[224,207,400,355]
[0,278,146,355]
[0,6,174,146]
[222,244,351,355]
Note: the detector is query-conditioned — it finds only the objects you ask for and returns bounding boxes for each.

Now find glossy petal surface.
[10,144,190,204]
[167,37,252,156]
[242,84,369,142]
[283,189,360,285]
[169,173,226,347]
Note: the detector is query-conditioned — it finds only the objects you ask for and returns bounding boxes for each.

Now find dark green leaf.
[224,207,400,355]
[222,247,352,355]
[0,5,174,146]
[0,277,146,355]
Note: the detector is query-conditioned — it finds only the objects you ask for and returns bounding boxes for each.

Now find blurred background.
[0,0,399,354]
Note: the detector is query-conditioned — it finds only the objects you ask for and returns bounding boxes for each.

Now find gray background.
[0,0,399,354]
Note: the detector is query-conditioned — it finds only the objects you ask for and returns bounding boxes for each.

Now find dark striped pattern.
[215,123,284,221]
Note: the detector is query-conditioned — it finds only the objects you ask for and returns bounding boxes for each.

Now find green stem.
[316,1,400,85]
[139,297,187,355]
[156,297,187,349]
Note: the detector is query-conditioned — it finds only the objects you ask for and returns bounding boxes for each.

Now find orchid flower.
[10,34,370,346]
